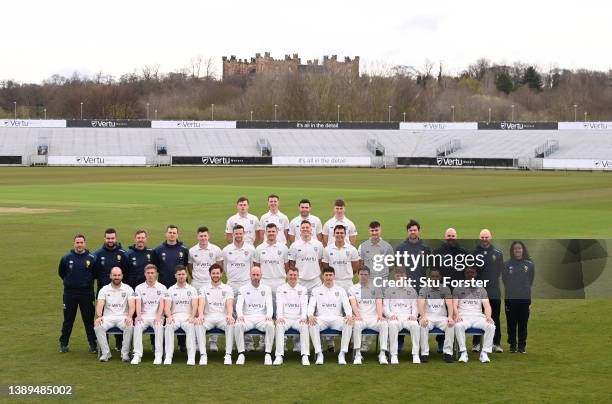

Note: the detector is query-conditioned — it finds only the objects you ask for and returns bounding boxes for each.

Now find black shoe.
[179,344,187,353]
[443,354,454,363]
[436,344,444,354]
[518,347,526,354]
[509,345,517,353]
[327,345,335,353]
[89,342,98,354]
[420,355,429,363]
[115,343,122,352]
[60,344,69,353]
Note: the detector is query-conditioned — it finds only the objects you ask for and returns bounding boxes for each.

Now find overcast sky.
[2,0,610,83]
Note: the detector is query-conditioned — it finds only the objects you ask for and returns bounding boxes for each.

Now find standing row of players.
[59,195,534,359]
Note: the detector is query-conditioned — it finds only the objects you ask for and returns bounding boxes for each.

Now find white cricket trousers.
[309,316,352,354]
[132,317,163,358]
[420,316,455,356]
[275,317,309,356]
[455,315,495,353]
[353,317,389,351]
[234,316,275,354]
[195,315,234,355]
[95,315,133,358]
[388,319,420,355]
[164,313,196,362]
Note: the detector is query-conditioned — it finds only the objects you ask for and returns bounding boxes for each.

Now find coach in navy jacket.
[93,228,128,291]
[153,225,189,288]
[125,229,156,288]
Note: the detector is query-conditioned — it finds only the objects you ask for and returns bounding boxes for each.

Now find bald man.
[432,228,468,352]
[471,229,504,352]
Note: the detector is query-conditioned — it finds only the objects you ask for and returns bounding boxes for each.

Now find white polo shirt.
[288,214,323,240]
[322,243,360,281]
[225,213,261,245]
[322,216,358,245]
[222,242,256,285]
[134,281,167,317]
[276,282,308,320]
[188,242,223,285]
[255,241,289,282]
[454,287,488,317]
[383,286,419,317]
[307,284,352,317]
[348,283,379,318]
[164,283,198,316]
[236,283,273,318]
[200,282,234,316]
[288,238,323,281]
[98,283,134,317]
[419,286,452,317]
[260,211,290,245]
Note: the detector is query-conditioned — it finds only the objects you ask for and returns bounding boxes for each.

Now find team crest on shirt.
[209,253,214,258]
[222,291,226,297]
[262,251,266,255]
[335,292,339,297]
[179,252,184,258]
[261,291,265,296]
[101,257,105,263]
[86,260,91,267]
[283,290,287,294]
[250,220,254,224]
[244,251,248,256]
[157,291,162,295]
[509,270,513,275]
[68,261,73,269]
[314,247,318,252]
[117,255,122,261]
[492,254,496,261]
[146,254,151,260]
[523,265,528,272]
[161,253,166,261]
[246,292,250,295]
[121,292,126,297]
[277,251,282,256]
[298,291,303,295]
[187,291,192,296]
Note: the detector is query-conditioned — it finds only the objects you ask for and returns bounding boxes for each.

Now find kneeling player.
[163,265,198,365]
[307,267,353,365]
[349,267,389,365]
[234,266,275,365]
[195,264,235,365]
[454,267,496,363]
[274,267,310,365]
[385,268,420,364]
[94,267,135,362]
[131,264,166,365]
[418,269,455,363]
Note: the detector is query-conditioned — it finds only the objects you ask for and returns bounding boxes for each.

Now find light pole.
[274,104,278,121]
[574,104,577,122]
[488,107,492,123]
[451,105,455,122]
[154,109,158,120]
[146,103,150,120]
[250,110,253,121]
[511,104,515,121]
[80,102,84,120]
[211,104,215,120]
[13,101,16,120]
[44,108,47,120]
[388,105,392,122]
[337,104,340,122]
[584,111,588,122]
[403,111,406,122]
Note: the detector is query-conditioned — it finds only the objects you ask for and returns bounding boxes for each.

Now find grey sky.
[2,0,610,83]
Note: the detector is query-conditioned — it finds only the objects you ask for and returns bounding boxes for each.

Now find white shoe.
[412,354,421,364]
[209,341,218,352]
[390,354,399,365]
[493,344,504,353]
[187,359,195,366]
[236,353,245,365]
[480,352,491,363]
[472,343,481,352]
[353,352,362,365]
[153,356,162,365]
[273,356,283,365]
[302,355,310,366]
[315,352,324,365]
[99,353,111,362]
[379,352,388,365]
[459,351,469,363]
[223,354,232,365]
[163,358,172,365]
[130,356,141,365]
[338,352,347,365]
[199,355,208,365]
[264,353,272,365]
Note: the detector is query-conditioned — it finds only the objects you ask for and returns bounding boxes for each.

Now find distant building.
[222,52,359,83]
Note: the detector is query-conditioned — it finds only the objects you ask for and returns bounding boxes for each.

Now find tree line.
[1,58,610,122]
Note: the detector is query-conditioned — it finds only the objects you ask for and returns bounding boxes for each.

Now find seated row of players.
[95,261,495,366]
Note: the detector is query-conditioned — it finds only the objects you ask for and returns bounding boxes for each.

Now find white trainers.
[493,345,504,353]
[273,356,283,365]
[130,356,141,365]
[187,359,195,366]
[302,355,310,366]
[379,352,388,365]
[390,354,399,365]
[223,354,232,365]
[480,352,491,363]
[163,358,172,365]
[315,352,324,365]
[153,356,162,365]
[338,352,347,365]
[209,341,219,352]
[99,353,111,362]
[199,355,208,365]
[459,351,469,363]
[264,353,272,365]
[472,344,481,352]
[236,353,245,365]
[353,352,362,365]
[412,354,421,364]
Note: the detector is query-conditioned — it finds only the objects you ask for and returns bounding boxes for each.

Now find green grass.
[1,167,611,403]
